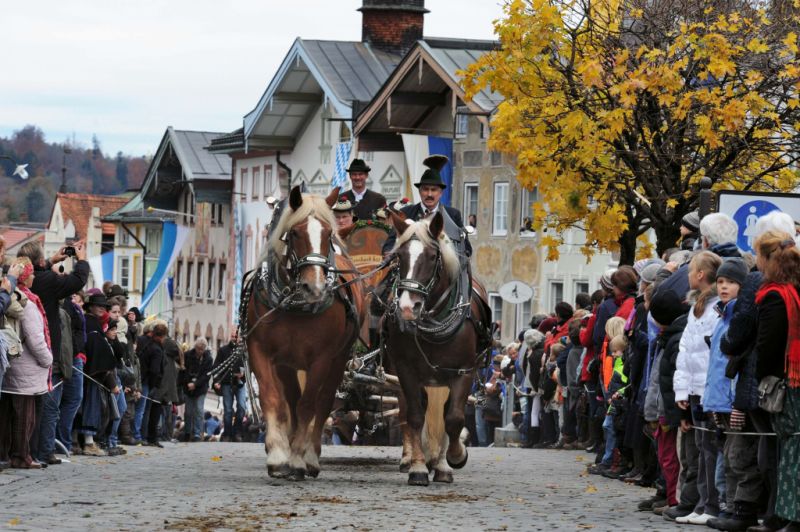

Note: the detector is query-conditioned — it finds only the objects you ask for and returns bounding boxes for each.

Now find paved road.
[1,443,681,531]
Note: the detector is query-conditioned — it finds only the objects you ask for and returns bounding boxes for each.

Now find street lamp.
[0,155,29,179]
[146,206,196,219]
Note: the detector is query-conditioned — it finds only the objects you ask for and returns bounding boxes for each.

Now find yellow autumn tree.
[462,0,800,263]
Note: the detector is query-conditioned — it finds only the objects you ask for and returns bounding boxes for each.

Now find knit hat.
[717,257,748,286]
[681,211,700,232]
[649,290,688,326]
[600,268,616,291]
[128,307,144,322]
[640,263,663,284]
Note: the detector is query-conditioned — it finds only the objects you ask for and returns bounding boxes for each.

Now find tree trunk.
[654,221,682,259]
[617,227,638,265]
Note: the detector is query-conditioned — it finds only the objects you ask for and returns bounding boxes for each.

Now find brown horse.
[383,211,491,486]
[244,186,363,480]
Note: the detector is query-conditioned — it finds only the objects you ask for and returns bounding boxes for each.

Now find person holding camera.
[212,330,246,442]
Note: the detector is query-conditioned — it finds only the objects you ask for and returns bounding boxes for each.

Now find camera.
[63,246,76,258]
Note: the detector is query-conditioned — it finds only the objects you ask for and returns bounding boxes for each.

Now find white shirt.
[422,203,440,218]
[352,189,366,202]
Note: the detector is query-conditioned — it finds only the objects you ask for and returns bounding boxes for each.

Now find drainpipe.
[276,151,292,195]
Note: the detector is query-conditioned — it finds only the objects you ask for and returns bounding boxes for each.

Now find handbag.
[758,376,786,414]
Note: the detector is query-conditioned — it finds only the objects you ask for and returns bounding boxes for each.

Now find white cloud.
[0,0,504,156]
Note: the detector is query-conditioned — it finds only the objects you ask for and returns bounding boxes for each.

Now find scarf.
[756,283,800,388]
[16,263,51,351]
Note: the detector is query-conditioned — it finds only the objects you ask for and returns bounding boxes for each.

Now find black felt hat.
[414,155,449,189]
[346,159,371,173]
[83,293,112,312]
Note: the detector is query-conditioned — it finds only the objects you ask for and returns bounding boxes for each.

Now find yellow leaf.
[666,198,678,208]
[211,455,223,462]
[746,38,769,54]
[7,518,20,526]
[585,484,598,493]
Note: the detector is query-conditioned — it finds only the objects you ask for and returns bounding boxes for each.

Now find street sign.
[498,280,534,304]
[717,190,800,253]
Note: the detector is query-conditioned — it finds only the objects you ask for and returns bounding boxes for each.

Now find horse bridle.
[390,235,447,316]
[278,219,337,295]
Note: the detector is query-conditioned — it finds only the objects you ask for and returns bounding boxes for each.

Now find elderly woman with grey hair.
[179,337,213,442]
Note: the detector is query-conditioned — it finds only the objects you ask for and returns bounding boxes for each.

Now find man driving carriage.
[382,154,472,260]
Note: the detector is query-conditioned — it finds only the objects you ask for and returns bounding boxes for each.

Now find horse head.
[389,210,456,321]
[270,185,339,303]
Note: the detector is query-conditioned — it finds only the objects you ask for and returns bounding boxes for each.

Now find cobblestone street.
[1,443,685,531]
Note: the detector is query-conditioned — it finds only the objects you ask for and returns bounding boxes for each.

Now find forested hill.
[0,125,150,224]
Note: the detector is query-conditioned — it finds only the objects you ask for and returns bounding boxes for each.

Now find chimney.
[359,0,428,56]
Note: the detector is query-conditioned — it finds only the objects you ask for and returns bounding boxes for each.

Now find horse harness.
[382,234,493,378]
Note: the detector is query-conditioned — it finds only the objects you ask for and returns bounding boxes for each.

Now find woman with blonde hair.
[0,257,52,469]
[754,230,800,530]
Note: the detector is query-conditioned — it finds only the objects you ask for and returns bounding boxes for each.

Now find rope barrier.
[71,365,162,405]
[688,423,800,437]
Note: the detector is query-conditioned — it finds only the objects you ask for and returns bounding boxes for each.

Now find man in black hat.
[339,159,386,221]
[382,155,472,256]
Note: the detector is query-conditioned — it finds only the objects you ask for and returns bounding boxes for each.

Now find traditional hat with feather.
[415,155,449,189]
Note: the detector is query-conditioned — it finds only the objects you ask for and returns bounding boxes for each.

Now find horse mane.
[391,219,460,282]
[262,194,340,264]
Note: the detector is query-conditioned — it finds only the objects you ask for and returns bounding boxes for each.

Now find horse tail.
[422,386,450,466]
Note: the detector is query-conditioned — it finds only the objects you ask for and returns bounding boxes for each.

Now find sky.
[1,1,505,157]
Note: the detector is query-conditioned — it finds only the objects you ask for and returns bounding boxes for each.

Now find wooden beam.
[390,91,446,106]
[272,92,323,103]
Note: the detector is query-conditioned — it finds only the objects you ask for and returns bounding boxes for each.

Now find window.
[550,281,564,310]
[186,261,193,297]
[575,281,589,299]
[263,165,273,199]
[119,257,130,289]
[463,183,479,230]
[218,263,226,300]
[208,263,216,299]
[489,293,503,329]
[145,228,161,255]
[520,186,538,237]
[175,260,182,296]
[119,227,131,246]
[463,150,483,167]
[493,182,509,236]
[516,298,533,332]
[455,106,469,138]
[197,262,204,298]
[490,151,503,167]
[251,167,260,200]
[240,168,249,201]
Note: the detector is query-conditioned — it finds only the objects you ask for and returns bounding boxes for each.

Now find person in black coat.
[339,159,386,221]
[212,331,247,441]
[17,241,89,365]
[382,155,471,256]
[139,323,167,446]
[179,338,213,442]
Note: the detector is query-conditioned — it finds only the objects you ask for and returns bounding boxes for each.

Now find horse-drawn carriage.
[235,186,492,485]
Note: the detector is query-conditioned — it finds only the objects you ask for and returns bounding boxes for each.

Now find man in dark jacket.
[212,330,246,442]
[139,323,167,447]
[382,155,471,257]
[338,159,386,221]
[180,338,213,442]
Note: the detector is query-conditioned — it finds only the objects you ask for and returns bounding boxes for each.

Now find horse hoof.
[287,468,306,481]
[399,461,410,473]
[447,450,468,470]
[267,464,291,478]
[433,470,454,483]
[408,472,429,486]
[307,467,320,478]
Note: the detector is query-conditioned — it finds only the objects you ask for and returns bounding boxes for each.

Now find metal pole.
[698,177,713,218]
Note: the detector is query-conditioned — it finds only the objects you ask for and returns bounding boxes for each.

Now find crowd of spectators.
[0,240,255,471]
[476,210,800,532]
